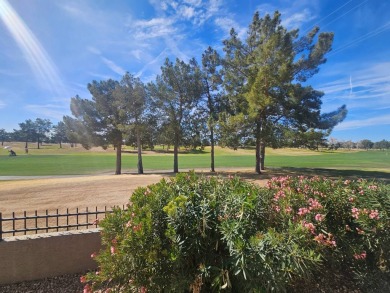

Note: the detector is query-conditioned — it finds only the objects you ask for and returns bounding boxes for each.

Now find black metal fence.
[0,206,125,240]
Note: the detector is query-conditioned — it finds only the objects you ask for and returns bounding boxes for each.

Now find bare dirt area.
[0,169,272,215]
[0,174,166,215]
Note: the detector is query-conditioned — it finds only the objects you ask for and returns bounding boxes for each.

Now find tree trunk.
[115,142,122,175]
[255,121,262,174]
[210,126,215,172]
[59,141,62,149]
[260,143,265,171]
[136,128,144,174]
[173,132,179,173]
[25,141,28,149]
[37,137,40,149]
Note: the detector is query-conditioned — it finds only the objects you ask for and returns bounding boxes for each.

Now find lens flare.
[0,0,64,96]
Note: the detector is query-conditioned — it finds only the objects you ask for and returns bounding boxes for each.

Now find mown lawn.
[0,143,389,177]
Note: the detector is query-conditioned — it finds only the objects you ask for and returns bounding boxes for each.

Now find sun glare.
[0,0,64,95]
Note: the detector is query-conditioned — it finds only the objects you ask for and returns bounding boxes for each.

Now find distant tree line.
[1,119,68,149]
[326,138,390,151]
[1,11,359,174]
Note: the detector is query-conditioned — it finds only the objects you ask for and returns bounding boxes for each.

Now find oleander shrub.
[82,172,389,292]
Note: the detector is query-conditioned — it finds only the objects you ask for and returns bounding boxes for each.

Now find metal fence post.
[0,212,3,241]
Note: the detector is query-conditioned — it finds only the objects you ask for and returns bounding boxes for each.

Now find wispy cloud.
[0,100,6,109]
[214,17,246,39]
[25,104,68,120]
[149,0,223,26]
[282,9,316,29]
[334,114,390,131]
[132,17,177,39]
[101,57,126,76]
[87,46,126,76]
[319,62,390,112]
[136,48,169,78]
[256,1,318,30]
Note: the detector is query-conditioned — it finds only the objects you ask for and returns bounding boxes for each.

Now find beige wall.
[0,229,101,285]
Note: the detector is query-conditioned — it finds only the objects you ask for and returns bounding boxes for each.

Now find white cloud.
[132,17,177,39]
[87,46,126,76]
[0,100,6,109]
[180,5,195,19]
[319,62,390,111]
[131,49,143,60]
[136,48,169,79]
[282,9,316,29]
[214,17,246,39]
[101,57,126,76]
[87,46,101,55]
[256,1,318,30]
[184,0,202,6]
[25,104,68,121]
[335,114,390,131]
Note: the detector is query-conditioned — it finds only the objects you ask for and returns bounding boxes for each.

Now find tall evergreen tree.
[149,58,203,173]
[115,73,148,174]
[53,121,67,148]
[16,119,36,149]
[34,118,52,149]
[223,11,346,173]
[201,46,224,172]
[0,128,7,146]
[65,78,125,174]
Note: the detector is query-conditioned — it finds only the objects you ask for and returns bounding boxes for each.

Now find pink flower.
[80,275,87,283]
[274,205,281,212]
[83,284,92,293]
[308,198,323,210]
[90,252,97,259]
[344,180,351,185]
[369,209,379,220]
[298,207,309,216]
[349,197,355,203]
[368,185,378,190]
[354,251,367,260]
[110,246,116,255]
[140,286,148,293]
[352,207,360,219]
[126,220,132,228]
[315,214,324,222]
[303,221,316,234]
[285,206,292,213]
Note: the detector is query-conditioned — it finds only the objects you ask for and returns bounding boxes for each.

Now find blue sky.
[0,0,389,142]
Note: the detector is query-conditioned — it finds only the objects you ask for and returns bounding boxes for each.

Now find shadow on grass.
[122,149,208,155]
[122,167,389,185]
[186,167,390,184]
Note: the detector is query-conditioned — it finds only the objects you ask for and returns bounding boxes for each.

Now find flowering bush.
[264,176,390,292]
[83,173,389,292]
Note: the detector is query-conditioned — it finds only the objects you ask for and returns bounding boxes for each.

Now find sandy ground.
[0,174,167,215]
[0,169,270,216]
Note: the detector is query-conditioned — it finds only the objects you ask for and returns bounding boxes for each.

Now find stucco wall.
[0,229,101,285]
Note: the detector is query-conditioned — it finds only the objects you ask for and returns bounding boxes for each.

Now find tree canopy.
[222,11,347,173]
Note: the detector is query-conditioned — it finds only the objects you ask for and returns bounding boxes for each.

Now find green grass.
[0,144,389,178]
